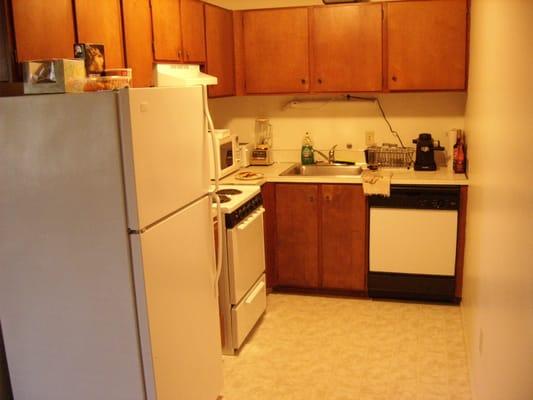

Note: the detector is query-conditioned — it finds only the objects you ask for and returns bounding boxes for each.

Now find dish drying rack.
[365,144,414,168]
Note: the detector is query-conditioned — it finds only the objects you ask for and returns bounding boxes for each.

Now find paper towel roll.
[447,129,459,171]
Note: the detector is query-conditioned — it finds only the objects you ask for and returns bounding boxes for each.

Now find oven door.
[227,207,266,304]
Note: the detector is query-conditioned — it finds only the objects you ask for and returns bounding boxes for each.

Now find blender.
[250,118,274,165]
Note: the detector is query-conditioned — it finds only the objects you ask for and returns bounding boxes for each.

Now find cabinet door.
[122,0,153,87]
[180,0,206,63]
[205,4,235,97]
[151,0,182,61]
[243,8,309,94]
[75,0,125,68]
[11,0,75,61]
[321,185,366,291]
[275,184,319,288]
[310,4,382,92]
[386,0,467,90]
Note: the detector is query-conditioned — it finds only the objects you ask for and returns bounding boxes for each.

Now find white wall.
[210,92,465,162]
[462,1,533,399]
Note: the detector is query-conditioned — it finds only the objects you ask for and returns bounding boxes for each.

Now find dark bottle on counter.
[453,131,466,173]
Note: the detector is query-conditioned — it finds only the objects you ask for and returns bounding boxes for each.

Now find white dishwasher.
[368,185,460,302]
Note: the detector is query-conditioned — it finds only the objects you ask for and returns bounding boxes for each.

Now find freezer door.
[130,196,223,400]
[119,87,210,230]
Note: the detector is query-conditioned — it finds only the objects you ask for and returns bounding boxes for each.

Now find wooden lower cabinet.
[321,185,366,291]
[268,183,367,292]
[274,184,319,288]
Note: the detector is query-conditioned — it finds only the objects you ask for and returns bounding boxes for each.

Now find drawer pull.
[245,281,265,304]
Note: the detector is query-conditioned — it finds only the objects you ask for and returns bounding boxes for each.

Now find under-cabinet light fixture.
[322,0,369,4]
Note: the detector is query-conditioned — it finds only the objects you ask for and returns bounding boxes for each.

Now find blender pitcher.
[254,119,272,149]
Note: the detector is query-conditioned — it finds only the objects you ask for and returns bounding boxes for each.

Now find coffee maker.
[413,133,443,171]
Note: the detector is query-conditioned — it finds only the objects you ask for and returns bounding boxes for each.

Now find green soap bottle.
[301,132,315,165]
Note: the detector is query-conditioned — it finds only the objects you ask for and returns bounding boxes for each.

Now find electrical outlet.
[365,131,375,146]
[479,329,484,355]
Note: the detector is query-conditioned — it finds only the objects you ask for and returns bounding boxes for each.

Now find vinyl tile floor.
[222,293,471,400]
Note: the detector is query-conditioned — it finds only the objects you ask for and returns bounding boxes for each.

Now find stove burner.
[213,194,231,203]
[217,189,243,195]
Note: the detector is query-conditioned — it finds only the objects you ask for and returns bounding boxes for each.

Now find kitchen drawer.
[231,274,266,349]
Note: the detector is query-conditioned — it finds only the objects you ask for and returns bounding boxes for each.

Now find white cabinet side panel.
[132,196,223,400]
[0,93,145,400]
[118,87,210,230]
[370,208,458,276]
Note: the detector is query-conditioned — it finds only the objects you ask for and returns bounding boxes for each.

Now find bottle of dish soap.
[301,132,315,165]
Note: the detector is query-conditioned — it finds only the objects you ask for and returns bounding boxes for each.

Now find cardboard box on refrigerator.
[23,59,86,94]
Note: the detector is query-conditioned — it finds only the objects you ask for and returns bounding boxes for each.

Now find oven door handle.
[237,207,265,230]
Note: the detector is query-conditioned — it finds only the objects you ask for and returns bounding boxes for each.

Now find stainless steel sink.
[281,163,362,177]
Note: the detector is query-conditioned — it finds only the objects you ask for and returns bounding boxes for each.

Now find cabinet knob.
[318,78,323,84]
[301,79,307,85]
[324,194,331,202]
[308,196,314,203]
[392,76,398,82]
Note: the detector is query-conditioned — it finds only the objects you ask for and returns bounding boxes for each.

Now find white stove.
[211,184,261,213]
[212,184,266,354]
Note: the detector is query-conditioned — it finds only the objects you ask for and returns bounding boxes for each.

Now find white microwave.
[209,129,239,179]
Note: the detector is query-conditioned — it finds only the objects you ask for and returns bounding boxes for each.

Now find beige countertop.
[220,162,468,186]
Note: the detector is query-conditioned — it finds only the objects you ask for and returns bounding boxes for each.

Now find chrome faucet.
[328,145,338,163]
[313,144,338,164]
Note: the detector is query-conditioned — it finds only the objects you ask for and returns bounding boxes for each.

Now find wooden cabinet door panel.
[11,0,75,61]
[243,8,309,94]
[151,0,182,61]
[387,0,467,90]
[180,0,206,63]
[311,4,382,92]
[275,184,319,288]
[122,0,153,87]
[205,4,235,97]
[75,0,125,68]
[321,185,366,291]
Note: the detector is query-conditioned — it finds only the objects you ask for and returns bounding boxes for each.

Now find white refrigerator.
[0,87,223,400]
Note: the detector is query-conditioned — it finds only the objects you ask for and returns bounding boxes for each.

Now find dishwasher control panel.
[368,185,460,210]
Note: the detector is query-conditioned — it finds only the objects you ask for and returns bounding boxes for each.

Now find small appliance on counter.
[413,133,444,171]
[238,143,254,167]
[250,118,274,165]
[208,129,239,179]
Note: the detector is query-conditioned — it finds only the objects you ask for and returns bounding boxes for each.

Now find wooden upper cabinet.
[321,185,366,291]
[386,0,468,90]
[310,4,382,92]
[275,184,319,288]
[122,0,154,87]
[205,4,235,97]
[243,8,309,94]
[180,0,206,63]
[151,0,182,61]
[74,0,125,68]
[11,0,75,61]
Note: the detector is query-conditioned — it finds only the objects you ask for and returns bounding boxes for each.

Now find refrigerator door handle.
[203,85,223,298]
[210,192,223,298]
